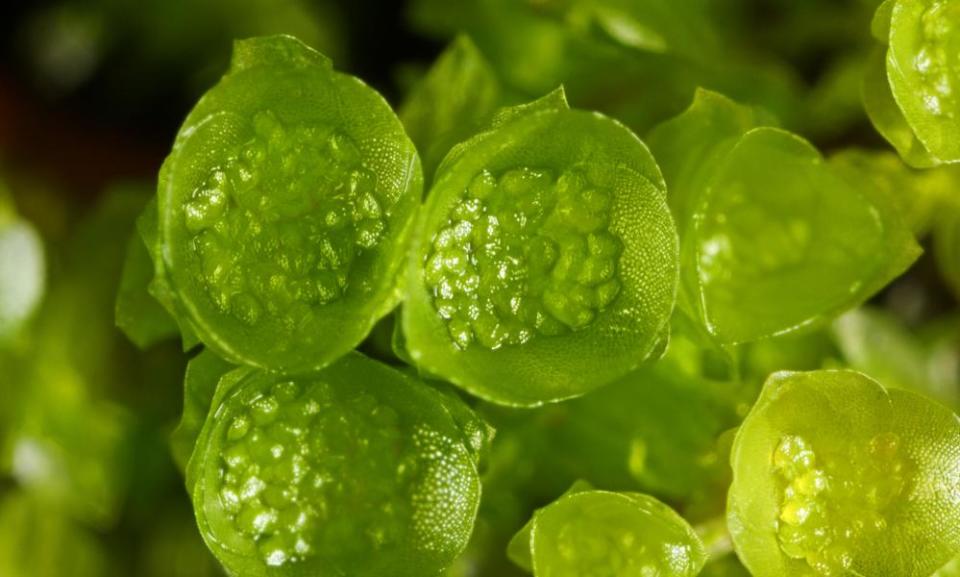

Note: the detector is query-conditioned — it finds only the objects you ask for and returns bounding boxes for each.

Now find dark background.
[0,0,445,201]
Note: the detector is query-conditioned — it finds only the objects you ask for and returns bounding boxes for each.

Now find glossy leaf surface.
[403,91,678,406]
[509,486,706,577]
[728,370,960,577]
[188,353,481,577]
[649,91,920,344]
[886,0,960,164]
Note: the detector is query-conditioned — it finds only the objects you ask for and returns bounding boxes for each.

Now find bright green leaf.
[170,349,236,473]
[403,93,678,406]
[506,480,593,572]
[651,93,921,344]
[728,369,960,577]
[136,198,202,352]
[400,35,501,184]
[407,0,800,134]
[509,487,707,577]
[871,0,896,42]
[188,352,480,577]
[886,0,960,164]
[694,127,919,343]
[828,148,951,236]
[115,225,180,349]
[863,48,939,168]
[647,88,777,238]
[561,0,717,61]
[158,35,422,373]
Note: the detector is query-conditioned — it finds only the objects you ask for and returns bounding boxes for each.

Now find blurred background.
[0,0,956,576]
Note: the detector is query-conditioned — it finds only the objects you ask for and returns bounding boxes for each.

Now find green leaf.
[115,225,180,349]
[505,515,533,572]
[188,352,480,577]
[509,487,706,576]
[728,369,960,577]
[136,199,202,351]
[158,34,422,373]
[647,88,777,239]
[434,87,572,180]
[587,5,668,54]
[403,93,678,406]
[229,34,332,73]
[828,148,950,236]
[490,86,570,128]
[506,480,593,571]
[886,0,960,164]
[862,48,939,168]
[170,349,237,473]
[390,308,416,366]
[400,35,501,184]
[871,0,895,43]
[697,128,919,343]
[424,86,573,187]
[645,322,672,363]
[430,384,496,464]
[832,307,959,406]
[650,92,921,344]
[936,554,960,577]
[591,366,741,499]
[648,90,779,326]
